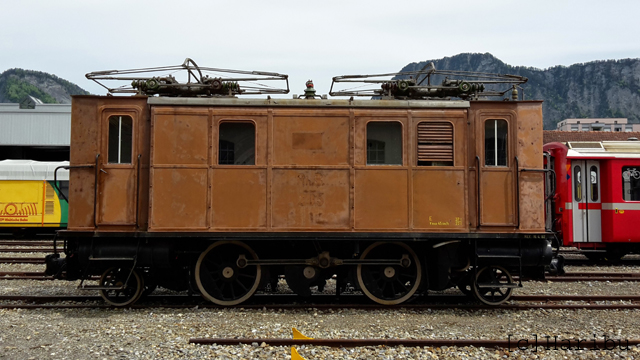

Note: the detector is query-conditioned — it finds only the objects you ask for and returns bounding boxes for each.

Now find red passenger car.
[545,141,640,260]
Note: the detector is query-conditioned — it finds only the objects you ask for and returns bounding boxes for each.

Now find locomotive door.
[571,160,601,243]
[478,118,516,226]
[96,113,138,226]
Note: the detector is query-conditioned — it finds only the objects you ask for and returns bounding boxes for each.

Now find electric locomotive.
[46,59,556,306]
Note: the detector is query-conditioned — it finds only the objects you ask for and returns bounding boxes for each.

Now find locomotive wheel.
[356,242,421,305]
[195,241,261,306]
[99,267,143,307]
[472,265,513,306]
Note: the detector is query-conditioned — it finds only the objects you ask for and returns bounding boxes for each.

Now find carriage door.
[96,113,138,226]
[571,160,601,242]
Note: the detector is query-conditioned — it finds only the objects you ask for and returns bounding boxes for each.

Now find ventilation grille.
[417,122,453,162]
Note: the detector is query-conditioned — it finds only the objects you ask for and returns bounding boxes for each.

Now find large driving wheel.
[195,241,261,306]
[99,267,143,307]
[472,265,514,306]
[357,242,422,305]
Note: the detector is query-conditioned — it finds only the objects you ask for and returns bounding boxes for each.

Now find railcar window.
[590,166,599,202]
[484,119,508,166]
[218,122,255,165]
[417,122,453,166]
[107,115,133,164]
[574,166,582,201]
[366,122,402,165]
[622,166,640,201]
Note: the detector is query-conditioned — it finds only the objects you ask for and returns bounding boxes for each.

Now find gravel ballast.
[1,260,640,359]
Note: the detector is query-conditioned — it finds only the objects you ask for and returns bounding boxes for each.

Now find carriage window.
[218,122,255,165]
[417,122,453,166]
[367,122,402,165]
[574,166,582,201]
[590,166,599,202]
[484,119,508,166]
[108,115,133,164]
[622,166,640,201]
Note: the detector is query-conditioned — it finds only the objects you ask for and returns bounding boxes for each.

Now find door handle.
[100,169,108,174]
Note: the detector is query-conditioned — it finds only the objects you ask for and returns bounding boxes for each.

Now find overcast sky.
[2,0,639,97]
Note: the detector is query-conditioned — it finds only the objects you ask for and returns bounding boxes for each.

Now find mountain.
[399,53,640,129]
[0,68,90,104]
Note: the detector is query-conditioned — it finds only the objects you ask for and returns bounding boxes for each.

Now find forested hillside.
[0,68,89,104]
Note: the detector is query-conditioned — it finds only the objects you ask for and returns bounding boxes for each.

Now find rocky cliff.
[399,53,640,129]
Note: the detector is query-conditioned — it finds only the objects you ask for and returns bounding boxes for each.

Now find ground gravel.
[1,260,640,359]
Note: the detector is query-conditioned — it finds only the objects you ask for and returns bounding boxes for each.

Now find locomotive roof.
[147,97,471,109]
[0,160,69,181]
[566,141,640,159]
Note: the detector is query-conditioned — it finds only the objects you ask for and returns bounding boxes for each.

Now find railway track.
[2,269,639,281]
[0,257,46,264]
[1,294,640,310]
[188,336,640,349]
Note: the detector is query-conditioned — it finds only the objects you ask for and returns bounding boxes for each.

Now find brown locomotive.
[46,60,555,306]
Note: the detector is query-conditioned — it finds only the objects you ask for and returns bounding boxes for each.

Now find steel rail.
[0,257,45,264]
[2,294,640,311]
[0,248,56,253]
[189,337,640,349]
[0,241,54,246]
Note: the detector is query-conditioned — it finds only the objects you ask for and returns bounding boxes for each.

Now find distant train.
[0,160,69,237]
[545,141,640,261]
[45,59,557,307]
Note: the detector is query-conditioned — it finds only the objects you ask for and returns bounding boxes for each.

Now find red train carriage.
[45,60,556,307]
[545,141,640,260]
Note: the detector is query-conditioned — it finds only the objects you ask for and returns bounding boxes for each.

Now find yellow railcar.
[0,160,69,235]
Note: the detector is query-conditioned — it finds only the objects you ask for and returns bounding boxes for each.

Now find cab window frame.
[217,121,257,166]
[484,119,509,167]
[365,121,403,166]
[107,115,134,165]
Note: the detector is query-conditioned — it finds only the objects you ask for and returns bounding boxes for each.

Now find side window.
[484,119,508,166]
[417,122,453,166]
[574,166,582,201]
[366,122,402,165]
[622,166,640,201]
[218,122,255,165]
[590,166,599,201]
[108,115,133,164]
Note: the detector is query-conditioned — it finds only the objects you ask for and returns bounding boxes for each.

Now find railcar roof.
[0,160,69,181]
[566,141,640,159]
[147,97,471,108]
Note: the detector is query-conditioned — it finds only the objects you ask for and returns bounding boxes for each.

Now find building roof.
[0,103,71,146]
[543,131,640,144]
[0,160,69,180]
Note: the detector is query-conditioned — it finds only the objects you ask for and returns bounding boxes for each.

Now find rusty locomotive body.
[46,61,555,306]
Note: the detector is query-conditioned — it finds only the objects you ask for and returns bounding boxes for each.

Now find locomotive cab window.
[417,122,453,166]
[366,121,402,165]
[484,119,508,166]
[108,115,133,164]
[622,166,640,201]
[218,122,255,165]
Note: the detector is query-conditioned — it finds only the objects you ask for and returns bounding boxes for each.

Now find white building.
[0,96,70,160]
[556,118,640,132]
